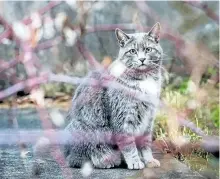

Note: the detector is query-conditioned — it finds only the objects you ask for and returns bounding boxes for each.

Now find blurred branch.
[22,1,63,25]
[0,71,21,84]
[0,1,62,43]
[136,1,219,86]
[77,0,98,35]
[32,93,72,178]
[35,36,62,52]
[0,74,48,100]
[178,115,206,137]
[0,29,12,42]
[86,24,185,45]
[0,73,82,100]
[0,129,217,157]
[0,15,12,42]
[76,40,101,69]
[0,71,157,109]
[135,1,184,44]
[86,23,136,32]
[183,1,219,24]
[34,103,72,178]
[49,73,81,85]
[0,58,22,74]
[0,14,10,28]
[132,12,144,32]
[135,1,160,22]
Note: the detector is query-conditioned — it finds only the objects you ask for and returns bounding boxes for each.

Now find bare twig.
[183,1,219,24]
[76,40,102,69]
[0,74,48,100]
[0,58,22,74]
[0,15,13,42]
[0,1,62,43]
[35,36,63,51]
[22,1,63,25]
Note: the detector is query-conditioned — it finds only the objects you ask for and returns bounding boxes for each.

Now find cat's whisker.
[162,51,170,56]
[162,53,171,57]
[149,62,168,75]
[163,57,173,61]
[162,52,172,61]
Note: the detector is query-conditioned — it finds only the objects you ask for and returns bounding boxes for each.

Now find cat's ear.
[148,22,161,43]
[115,28,130,47]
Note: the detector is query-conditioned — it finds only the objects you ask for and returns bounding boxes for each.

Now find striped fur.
[64,23,163,169]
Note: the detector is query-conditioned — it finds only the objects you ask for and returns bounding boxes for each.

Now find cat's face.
[115,23,163,72]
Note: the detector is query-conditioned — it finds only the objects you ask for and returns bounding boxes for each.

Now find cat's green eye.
[129,49,137,55]
[145,47,152,53]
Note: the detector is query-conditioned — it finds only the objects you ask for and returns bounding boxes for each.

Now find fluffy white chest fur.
[138,78,161,98]
[134,78,161,135]
[122,78,161,136]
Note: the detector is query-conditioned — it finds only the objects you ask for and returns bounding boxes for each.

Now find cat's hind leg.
[90,144,121,169]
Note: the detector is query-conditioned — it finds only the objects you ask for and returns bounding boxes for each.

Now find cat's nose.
[139,58,146,63]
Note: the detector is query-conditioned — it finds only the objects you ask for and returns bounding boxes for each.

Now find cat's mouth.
[136,65,153,73]
[138,64,151,69]
[139,63,147,67]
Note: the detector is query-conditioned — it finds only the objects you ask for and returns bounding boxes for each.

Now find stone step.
[0,108,206,179]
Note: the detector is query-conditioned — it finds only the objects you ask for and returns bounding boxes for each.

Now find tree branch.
[183,1,219,24]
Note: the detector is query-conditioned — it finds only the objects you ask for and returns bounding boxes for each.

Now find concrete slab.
[0,109,206,179]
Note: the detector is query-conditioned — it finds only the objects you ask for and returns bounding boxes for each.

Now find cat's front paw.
[144,158,160,168]
[126,158,145,169]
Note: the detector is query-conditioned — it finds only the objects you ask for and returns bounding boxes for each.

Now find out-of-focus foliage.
[156,73,219,139]
[210,104,219,128]
[155,72,219,176]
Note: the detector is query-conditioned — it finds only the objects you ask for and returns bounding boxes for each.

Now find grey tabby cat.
[64,22,163,169]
